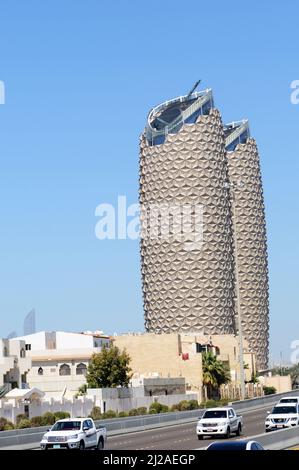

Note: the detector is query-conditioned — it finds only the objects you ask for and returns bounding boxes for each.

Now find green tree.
[202,352,231,399]
[86,345,132,388]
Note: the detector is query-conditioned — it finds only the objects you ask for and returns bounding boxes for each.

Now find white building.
[0,339,32,395]
[14,331,111,398]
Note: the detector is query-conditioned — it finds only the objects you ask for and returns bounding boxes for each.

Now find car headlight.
[42,434,48,441]
[289,418,297,422]
[265,419,271,423]
[68,434,78,440]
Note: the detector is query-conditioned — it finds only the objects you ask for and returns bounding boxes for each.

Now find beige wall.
[259,375,293,394]
[114,333,256,402]
[115,333,203,401]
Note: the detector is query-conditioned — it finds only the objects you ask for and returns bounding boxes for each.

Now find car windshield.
[202,410,227,419]
[280,399,297,403]
[51,421,81,431]
[272,406,297,414]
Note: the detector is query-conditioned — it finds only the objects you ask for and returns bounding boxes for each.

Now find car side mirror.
[267,411,270,414]
[83,426,89,432]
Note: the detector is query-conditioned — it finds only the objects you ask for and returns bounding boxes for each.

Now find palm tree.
[202,352,231,399]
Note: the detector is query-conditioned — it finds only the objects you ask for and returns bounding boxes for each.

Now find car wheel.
[225,427,231,439]
[97,438,104,450]
[79,441,85,451]
[197,435,203,440]
[236,423,242,436]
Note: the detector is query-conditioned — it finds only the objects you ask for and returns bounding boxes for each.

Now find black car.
[206,440,264,450]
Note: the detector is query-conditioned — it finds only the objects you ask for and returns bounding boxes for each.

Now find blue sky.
[0,0,298,364]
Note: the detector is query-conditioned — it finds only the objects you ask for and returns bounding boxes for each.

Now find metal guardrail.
[230,389,299,412]
[258,426,299,450]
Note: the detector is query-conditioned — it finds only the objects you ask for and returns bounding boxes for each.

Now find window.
[203,410,227,419]
[3,347,8,357]
[83,420,91,430]
[229,409,235,418]
[59,364,71,376]
[38,367,43,376]
[76,363,87,376]
[52,421,81,431]
[25,344,31,351]
[20,348,25,358]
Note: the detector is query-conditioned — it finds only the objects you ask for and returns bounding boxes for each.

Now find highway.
[0,406,272,450]
[106,406,270,450]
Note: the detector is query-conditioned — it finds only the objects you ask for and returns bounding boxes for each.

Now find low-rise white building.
[0,339,32,395]
[14,331,111,398]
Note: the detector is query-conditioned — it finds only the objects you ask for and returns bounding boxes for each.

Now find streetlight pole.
[229,182,246,401]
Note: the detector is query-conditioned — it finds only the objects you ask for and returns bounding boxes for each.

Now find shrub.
[128,408,139,416]
[102,410,117,419]
[177,400,190,411]
[30,416,44,427]
[41,412,56,426]
[16,414,28,425]
[136,407,147,415]
[17,419,31,429]
[203,399,219,408]
[117,411,128,418]
[149,402,169,414]
[54,411,70,420]
[149,402,163,414]
[187,399,199,410]
[88,406,102,420]
[263,386,277,396]
[0,417,14,431]
[170,404,180,412]
[218,398,229,406]
[3,422,15,431]
[160,404,169,413]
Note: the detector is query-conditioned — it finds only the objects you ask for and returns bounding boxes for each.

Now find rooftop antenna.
[187,79,201,98]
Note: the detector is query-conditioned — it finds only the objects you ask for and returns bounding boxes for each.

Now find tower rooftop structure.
[146,89,214,146]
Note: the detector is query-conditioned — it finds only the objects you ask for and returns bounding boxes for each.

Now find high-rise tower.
[224,121,270,369]
[139,89,236,335]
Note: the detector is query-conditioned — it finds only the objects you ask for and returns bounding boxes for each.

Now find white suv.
[265,403,299,432]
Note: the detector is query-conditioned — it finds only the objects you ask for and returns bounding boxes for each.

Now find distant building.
[23,309,36,336]
[0,339,32,395]
[14,331,111,398]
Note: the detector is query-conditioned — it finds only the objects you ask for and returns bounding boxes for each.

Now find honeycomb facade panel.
[227,139,269,369]
[140,109,236,336]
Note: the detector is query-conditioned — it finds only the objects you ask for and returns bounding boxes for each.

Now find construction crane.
[187,79,201,98]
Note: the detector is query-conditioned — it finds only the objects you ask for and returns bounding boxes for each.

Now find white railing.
[225,120,249,148]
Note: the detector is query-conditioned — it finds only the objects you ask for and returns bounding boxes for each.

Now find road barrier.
[230,389,299,413]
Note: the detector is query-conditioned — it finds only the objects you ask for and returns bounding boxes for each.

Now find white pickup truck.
[40,418,107,450]
[196,407,243,439]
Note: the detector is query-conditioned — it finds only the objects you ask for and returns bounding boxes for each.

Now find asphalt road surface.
[106,406,270,450]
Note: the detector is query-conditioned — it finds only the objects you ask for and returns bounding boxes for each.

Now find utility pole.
[227,181,246,401]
